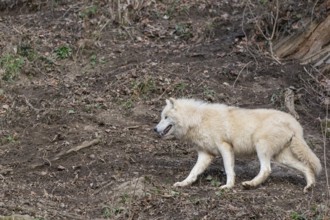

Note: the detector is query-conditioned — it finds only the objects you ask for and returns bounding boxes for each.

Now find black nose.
[153,127,157,132]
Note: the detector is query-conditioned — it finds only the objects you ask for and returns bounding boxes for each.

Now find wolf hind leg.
[242,141,272,189]
[275,148,315,193]
[173,151,214,187]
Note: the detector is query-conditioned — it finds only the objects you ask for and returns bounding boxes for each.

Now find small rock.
[89,154,96,159]
[57,165,66,171]
[95,97,105,102]
[2,104,9,110]
[84,125,94,131]
[221,12,229,20]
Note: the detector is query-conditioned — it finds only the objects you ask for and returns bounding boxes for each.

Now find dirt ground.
[0,0,329,219]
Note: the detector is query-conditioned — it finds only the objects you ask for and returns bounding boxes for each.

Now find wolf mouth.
[162,124,173,136]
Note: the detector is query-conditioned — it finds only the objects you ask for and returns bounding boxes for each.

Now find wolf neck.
[176,103,203,140]
[176,101,228,144]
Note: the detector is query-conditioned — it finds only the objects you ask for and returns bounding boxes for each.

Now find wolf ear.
[166,98,176,108]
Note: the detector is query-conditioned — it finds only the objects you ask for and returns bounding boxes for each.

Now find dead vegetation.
[0,0,329,219]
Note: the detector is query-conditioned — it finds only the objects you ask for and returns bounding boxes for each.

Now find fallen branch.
[52,138,100,161]
[31,138,100,169]
[93,181,113,195]
[232,61,252,87]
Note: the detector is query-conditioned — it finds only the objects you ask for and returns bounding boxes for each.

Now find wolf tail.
[290,136,322,176]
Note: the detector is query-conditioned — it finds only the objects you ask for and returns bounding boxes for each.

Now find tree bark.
[274,0,330,71]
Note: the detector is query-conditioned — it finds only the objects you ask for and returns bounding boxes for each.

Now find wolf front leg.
[173,151,214,187]
[218,142,235,189]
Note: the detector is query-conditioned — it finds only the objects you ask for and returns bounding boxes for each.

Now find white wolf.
[154,98,322,192]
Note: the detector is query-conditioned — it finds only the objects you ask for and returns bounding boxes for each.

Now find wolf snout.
[153,126,163,138]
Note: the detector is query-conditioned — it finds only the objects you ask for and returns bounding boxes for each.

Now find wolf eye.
[165,116,168,119]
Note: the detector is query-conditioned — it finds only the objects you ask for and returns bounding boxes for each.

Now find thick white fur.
[155,98,322,192]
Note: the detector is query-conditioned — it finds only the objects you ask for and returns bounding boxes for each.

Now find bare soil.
[0,1,329,219]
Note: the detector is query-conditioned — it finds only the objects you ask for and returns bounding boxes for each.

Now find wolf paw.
[173,181,189,187]
[303,187,309,194]
[303,183,315,193]
[220,184,233,190]
[242,181,255,189]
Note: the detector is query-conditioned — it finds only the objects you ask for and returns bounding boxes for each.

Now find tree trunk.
[274,0,330,73]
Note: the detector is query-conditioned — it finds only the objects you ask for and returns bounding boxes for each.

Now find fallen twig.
[152,84,173,102]
[232,61,252,87]
[303,66,319,83]
[21,95,40,113]
[126,125,141,130]
[93,181,113,195]
[31,138,100,169]
[52,138,100,161]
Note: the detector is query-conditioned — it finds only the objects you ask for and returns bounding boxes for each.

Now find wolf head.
[154,98,203,139]
[154,98,177,139]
